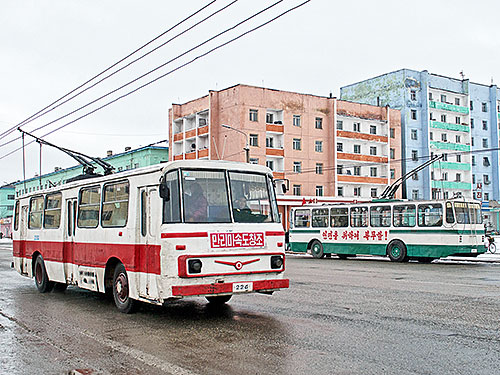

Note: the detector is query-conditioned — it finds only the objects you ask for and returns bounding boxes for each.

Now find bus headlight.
[188,259,202,274]
[270,255,283,269]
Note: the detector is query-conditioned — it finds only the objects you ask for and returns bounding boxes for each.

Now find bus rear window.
[418,204,443,227]
[350,207,368,227]
[393,204,416,227]
[370,206,391,227]
[330,207,348,227]
[312,208,329,227]
[294,209,310,228]
[28,196,44,229]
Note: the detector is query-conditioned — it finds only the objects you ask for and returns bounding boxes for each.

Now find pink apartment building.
[169,84,401,229]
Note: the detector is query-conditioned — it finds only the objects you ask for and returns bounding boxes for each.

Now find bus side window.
[330,207,348,227]
[393,205,416,227]
[350,206,368,227]
[370,206,391,227]
[44,192,62,229]
[102,181,129,228]
[445,202,454,224]
[294,209,310,228]
[312,208,329,227]
[418,204,443,227]
[78,186,101,228]
[28,196,44,229]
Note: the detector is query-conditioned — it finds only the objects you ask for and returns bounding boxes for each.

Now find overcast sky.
[1,0,499,184]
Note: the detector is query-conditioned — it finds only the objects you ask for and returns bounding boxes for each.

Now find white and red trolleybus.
[12,160,288,313]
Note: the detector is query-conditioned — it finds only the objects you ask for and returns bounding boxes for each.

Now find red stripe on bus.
[12,240,161,275]
[265,231,285,236]
[171,278,289,296]
[161,232,208,239]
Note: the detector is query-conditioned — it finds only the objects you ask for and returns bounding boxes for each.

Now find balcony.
[430,120,469,133]
[266,148,284,157]
[429,141,471,152]
[197,126,209,136]
[431,181,472,190]
[198,148,209,158]
[266,123,284,133]
[185,151,196,160]
[429,101,469,114]
[437,162,471,171]
[336,152,388,164]
[185,128,197,139]
[173,133,184,142]
[337,175,388,185]
[173,154,183,161]
[336,130,388,143]
[273,171,285,179]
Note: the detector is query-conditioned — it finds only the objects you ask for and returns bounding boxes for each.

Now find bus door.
[138,187,160,299]
[19,205,29,275]
[63,198,78,283]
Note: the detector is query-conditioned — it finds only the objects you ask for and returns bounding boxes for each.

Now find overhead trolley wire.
[0,0,218,141]
[0,0,284,151]
[0,0,309,161]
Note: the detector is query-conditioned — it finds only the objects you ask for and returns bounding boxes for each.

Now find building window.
[412,173,419,180]
[472,137,475,146]
[470,101,474,110]
[370,167,377,177]
[354,144,361,154]
[249,109,258,122]
[354,166,361,176]
[442,172,448,181]
[441,114,447,122]
[371,188,378,198]
[370,125,377,134]
[315,141,323,152]
[315,117,323,129]
[455,116,461,125]
[483,138,488,148]
[316,163,323,174]
[410,90,416,101]
[441,94,447,103]
[472,174,476,184]
[485,192,489,201]
[337,165,343,175]
[249,134,259,147]
[471,118,474,128]
[483,120,488,130]
[455,98,460,105]
[390,148,395,159]
[429,92,433,100]
[441,133,447,142]
[353,122,361,132]
[337,120,343,130]
[266,160,274,171]
[293,161,302,173]
[456,154,461,162]
[316,186,324,197]
[292,138,302,150]
[484,174,490,184]
[472,156,476,166]
[353,187,361,197]
[390,169,395,179]
[337,142,343,152]
[390,128,395,138]
[370,146,377,156]
[249,158,259,164]
[412,189,419,200]
[293,115,301,127]
[482,102,488,112]
[455,135,461,143]
[411,110,417,120]
[266,136,274,148]
[411,150,418,161]
[411,129,417,140]
[483,157,490,167]
[337,186,344,197]
[430,112,434,120]
[456,173,461,182]
[266,112,274,124]
[430,132,433,140]
[293,184,301,195]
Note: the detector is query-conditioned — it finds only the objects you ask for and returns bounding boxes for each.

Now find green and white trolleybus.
[288,198,486,262]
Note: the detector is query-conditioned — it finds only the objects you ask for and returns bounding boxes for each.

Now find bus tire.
[387,240,408,262]
[206,295,232,305]
[113,263,137,314]
[488,243,496,254]
[34,255,54,293]
[310,240,324,259]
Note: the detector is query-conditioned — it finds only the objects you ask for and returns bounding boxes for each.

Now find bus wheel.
[310,240,324,259]
[387,240,408,262]
[34,255,54,293]
[206,295,232,304]
[113,264,136,314]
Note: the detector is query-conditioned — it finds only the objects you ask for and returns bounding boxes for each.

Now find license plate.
[232,282,253,293]
[471,248,477,253]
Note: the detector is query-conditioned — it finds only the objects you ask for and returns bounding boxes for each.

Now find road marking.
[81,330,198,375]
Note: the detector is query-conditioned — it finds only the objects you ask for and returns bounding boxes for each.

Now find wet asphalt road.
[1,243,500,375]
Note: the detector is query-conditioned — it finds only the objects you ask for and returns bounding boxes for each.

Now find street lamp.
[221,124,250,163]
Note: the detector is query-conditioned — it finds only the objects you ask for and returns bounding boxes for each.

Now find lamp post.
[221,124,250,163]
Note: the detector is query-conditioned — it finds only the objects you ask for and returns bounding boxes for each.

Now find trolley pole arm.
[379,154,444,200]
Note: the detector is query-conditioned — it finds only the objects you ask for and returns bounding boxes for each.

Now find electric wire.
[0,0,218,141]
[0,0,308,161]
[0,0,283,151]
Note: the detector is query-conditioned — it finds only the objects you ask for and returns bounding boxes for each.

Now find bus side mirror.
[159,182,170,201]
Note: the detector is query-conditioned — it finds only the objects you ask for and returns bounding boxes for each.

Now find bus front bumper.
[171,278,289,297]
